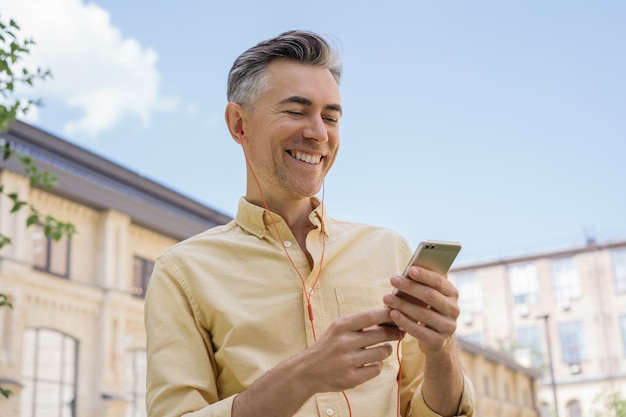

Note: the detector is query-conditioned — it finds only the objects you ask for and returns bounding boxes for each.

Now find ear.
[225,102,246,144]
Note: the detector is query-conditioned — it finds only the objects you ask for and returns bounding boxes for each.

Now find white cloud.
[0,0,177,139]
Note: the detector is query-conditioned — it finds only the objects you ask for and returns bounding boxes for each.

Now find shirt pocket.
[335,286,390,317]
[335,286,400,367]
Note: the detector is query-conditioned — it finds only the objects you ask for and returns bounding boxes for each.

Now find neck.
[247,192,315,243]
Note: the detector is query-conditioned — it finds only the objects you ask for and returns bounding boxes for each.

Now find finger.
[385,289,460,327]
[352,343,394,367]
[389,309,453,350]
[340,361,387,389]
[389,274,460,319]
[406,266,459,299]
[338,308,396,332]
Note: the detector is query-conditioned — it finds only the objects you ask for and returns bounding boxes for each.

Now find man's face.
[241,59,342,203]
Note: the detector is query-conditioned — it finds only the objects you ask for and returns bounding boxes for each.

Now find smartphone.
[382,240,462,326]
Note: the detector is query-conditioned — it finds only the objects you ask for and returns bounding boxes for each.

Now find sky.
[1,0,625,264]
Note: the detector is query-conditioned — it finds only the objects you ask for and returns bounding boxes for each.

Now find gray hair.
[227,30,343,107]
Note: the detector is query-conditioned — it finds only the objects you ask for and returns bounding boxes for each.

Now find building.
[458,338,540,416]
[450,238,626,417]
[1,120,540,416]
[0,121,230,417]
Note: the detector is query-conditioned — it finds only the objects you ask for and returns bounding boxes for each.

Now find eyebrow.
[278,95,343,115]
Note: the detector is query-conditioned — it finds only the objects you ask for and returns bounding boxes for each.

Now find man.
[145,30,474,417]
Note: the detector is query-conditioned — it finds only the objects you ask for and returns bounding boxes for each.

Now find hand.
[299,308,404,393]
[383,266,460,355]
[232,308,404,417]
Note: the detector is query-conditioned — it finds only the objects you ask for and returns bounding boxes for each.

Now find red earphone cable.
[397,339,403,417]
[240,136,353,414]
[241,138,325,338]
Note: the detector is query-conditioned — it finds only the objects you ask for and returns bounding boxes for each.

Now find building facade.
[458,338,540,417]
[1,121,540,416]
[0,121,231,417]
[450,238,626,417]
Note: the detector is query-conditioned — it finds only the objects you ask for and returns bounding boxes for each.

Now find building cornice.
[1,121,232,241]
[452,239,626,272]
[458,337,543,379]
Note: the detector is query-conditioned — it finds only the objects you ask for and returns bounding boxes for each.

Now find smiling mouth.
[287,150,322,165]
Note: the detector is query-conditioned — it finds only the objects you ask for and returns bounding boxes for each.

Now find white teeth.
[290,151,321,164]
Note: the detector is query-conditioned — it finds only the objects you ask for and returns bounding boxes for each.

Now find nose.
[302,114,329,142]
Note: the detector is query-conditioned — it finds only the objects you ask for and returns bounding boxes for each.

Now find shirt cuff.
[181,394,236,417]
[410,373,475,417]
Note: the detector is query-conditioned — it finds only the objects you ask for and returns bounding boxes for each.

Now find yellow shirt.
[145,198,474,417]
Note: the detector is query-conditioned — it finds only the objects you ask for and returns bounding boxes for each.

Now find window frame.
[551,257,581,304]
[516,325,545,368]
[566,399,582,417]
[32,224,71,278]
[454,271,483,314]
[509,263,539,305]
[125,349,147,417]
[559,320,586,365]
[612,248,626,294]
[20,327,78,417]
[621,314,626,357]
[132,256,154,298]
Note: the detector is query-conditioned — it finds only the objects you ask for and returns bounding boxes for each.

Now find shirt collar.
[235,197,330,239]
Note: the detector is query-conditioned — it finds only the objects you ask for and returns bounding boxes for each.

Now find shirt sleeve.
[408,373,475,417]
[399,336,475,417]
[145,253,233,417]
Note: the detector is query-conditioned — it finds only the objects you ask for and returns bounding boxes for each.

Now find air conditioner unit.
[462,314,473,326]
[513,348,532,368]
[560,298,571,311]
[569,363,581,374]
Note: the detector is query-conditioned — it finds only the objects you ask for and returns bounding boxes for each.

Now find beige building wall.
[451,240,626,417]
[0,169,177,417]
[460,339,540,417]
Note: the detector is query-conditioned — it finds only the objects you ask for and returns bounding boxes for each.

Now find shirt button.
[284,240,292,248]
[325,408,335,416]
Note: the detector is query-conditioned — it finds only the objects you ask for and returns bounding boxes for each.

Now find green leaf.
[0,234,11,249]
[0,385,12,399]
[0,293,13,308]
[2,142,11,160]
[26,214,39,227]
[8,193,27,213]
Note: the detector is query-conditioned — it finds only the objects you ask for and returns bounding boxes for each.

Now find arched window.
[567,400,582,417]
[539,402,552,417]
[21,328,78,417]
[126,349,147,417]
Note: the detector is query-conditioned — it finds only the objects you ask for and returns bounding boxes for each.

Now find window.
[21,328,78,417]
[509,263,538,305]
[32,225,71,277]
[566,400,582,417]
[454,271,482,314]
[540,402,553,417]
[126,349,147,417]
[133,257,154,297]
[482,374,490,396]
[552,257,581,304]
[621,315,626,356]
[517,326,544,367]
[559,321,585,364]
[613,248,626,293]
